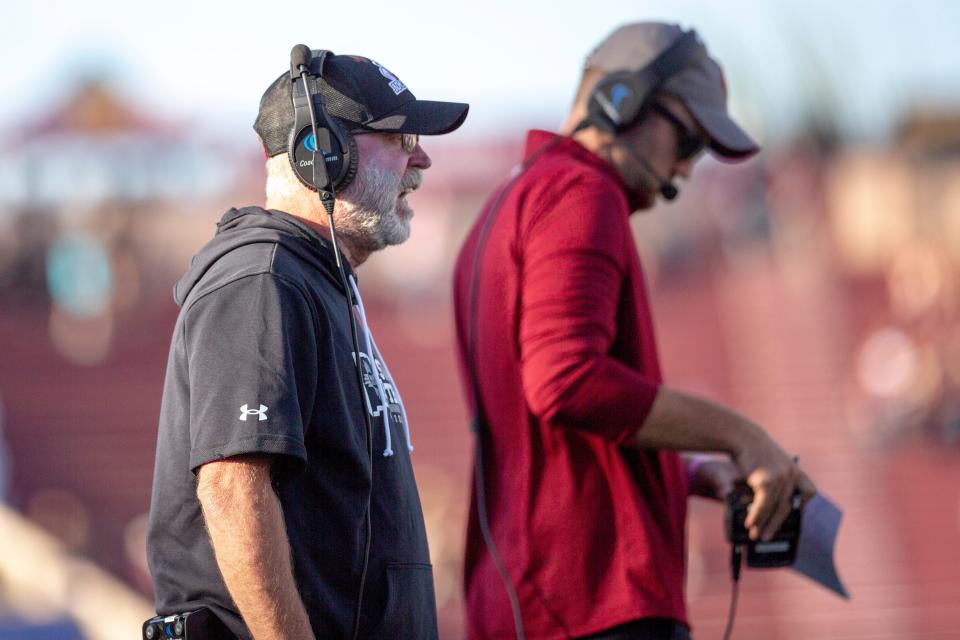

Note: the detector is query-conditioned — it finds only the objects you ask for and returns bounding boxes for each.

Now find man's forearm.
[197,455,314,640]
[635,386,767,454]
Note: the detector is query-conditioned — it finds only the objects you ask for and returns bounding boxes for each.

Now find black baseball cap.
[254,51,469,157]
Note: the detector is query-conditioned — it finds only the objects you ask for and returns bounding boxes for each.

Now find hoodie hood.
[174,206,351,306]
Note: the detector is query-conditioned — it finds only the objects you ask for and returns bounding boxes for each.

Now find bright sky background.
[3,0,960,149]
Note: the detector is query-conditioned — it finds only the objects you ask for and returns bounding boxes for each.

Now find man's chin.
[383,228,411,247]
[382,213,412,247]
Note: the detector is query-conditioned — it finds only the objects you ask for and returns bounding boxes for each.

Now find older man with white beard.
[146,50,467,640]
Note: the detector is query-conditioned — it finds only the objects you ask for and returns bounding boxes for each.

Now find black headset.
[288,46,359,197]
[582,29,707,135]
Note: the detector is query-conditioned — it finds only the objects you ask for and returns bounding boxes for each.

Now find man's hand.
[684,452,816,541]
[196,455,315,640]
[732,433,817,541]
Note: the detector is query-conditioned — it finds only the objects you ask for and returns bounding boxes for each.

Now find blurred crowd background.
[1,2,959,639]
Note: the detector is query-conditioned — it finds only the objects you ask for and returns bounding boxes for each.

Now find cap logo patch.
[372,60,408,96]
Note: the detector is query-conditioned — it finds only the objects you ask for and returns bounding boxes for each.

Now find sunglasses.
[353,131,420,154]
[650,103,706,161]
[399,133,419,154]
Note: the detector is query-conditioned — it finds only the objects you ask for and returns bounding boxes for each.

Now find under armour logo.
[239,404,268,421]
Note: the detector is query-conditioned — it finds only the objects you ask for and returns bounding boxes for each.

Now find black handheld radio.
[142,609,234,640]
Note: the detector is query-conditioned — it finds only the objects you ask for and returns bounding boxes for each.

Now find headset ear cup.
[288,120,357,193]
[585,90,617,133]
[289,124,334,192]
[586,71,649,134]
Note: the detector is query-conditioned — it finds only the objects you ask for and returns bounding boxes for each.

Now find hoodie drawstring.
[348,276,413,456]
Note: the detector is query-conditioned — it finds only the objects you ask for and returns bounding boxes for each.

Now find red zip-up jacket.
[453,131,688,639]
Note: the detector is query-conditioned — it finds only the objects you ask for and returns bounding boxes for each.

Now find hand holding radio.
[731,428,817,542]
[725,480,803,568]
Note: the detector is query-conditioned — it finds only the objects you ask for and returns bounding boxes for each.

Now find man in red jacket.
[453,22,817,640]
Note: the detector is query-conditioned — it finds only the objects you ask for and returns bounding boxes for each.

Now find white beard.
[333,163,422,252]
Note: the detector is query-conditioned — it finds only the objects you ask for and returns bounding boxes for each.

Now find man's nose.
[409,143,432,170]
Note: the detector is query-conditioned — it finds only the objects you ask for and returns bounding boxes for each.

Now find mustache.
[400,169,423,192]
